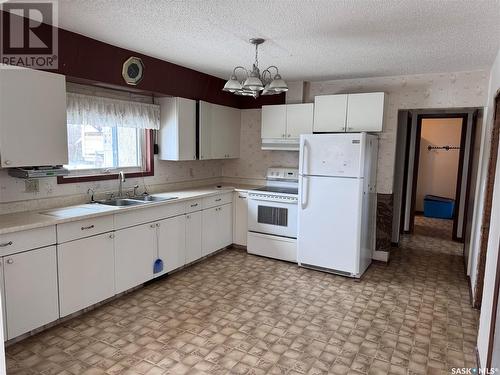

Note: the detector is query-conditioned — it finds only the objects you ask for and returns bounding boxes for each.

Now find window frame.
[57,129,154,184]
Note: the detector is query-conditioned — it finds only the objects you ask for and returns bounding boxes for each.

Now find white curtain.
[67,92,160,130]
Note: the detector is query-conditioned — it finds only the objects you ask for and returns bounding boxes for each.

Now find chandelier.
[222,38,288,98]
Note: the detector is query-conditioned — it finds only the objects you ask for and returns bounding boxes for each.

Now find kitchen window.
[58,92,159,184]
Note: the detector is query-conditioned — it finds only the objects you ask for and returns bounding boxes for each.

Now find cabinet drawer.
[114,202,184,229]
[57,216,114,243]
[202,193,232,209]
[0,226,56,256]
[185,199,202,213]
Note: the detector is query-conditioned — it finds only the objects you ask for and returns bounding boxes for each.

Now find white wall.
[477,48,500,368]
[416,118,462,211]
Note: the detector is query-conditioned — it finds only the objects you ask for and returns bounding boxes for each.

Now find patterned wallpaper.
[224,70,490,193]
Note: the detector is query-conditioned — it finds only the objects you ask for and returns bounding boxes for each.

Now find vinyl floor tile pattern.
[6,217,478,375]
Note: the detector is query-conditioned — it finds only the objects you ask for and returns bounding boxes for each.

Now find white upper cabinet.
[261,104,287,139]
[346,92,385,132]
[158,97,197,161]
[313,94,348,132]
[199,101,240,160]
[286,103,314,139]
[0,67,68,168]
[313,92,385,133]
[261,103,313,150]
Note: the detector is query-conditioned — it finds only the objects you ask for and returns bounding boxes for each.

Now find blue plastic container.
[423,195,455,219]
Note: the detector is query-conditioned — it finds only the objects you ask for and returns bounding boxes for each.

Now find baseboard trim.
[372,250,389,262]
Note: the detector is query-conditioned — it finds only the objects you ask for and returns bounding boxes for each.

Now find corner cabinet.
[313,92,385,133]
[158,97,197,161]
[199,101,241,160]
[0,67,68,167]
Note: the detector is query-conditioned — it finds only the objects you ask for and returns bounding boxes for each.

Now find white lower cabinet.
[185,211,202,264]
[202,203,232,256]
[0,262,6,338]
[233,192,248,246]
[114,223,157,294]
[157,215,186,275]
[57,233,115,317]
[3,246,59,340]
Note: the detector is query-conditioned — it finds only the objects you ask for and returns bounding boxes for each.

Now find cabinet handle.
[238,195,247,199]
[4,160,11,165]
[288,134,291,137]
[190,203,198,207]
[215,198,222,202]
[186,215,191,219]
[0,241,13,247]
[282,134,286,138]
[109,234,115,239]
[156,223,160,228]
[6,259,13,265]
[150,224,156,228]
[81,225,94,230]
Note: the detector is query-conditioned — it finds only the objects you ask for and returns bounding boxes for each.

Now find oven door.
[248,196,297,238]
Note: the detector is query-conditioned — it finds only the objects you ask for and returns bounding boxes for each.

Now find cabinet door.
[211,103,230,159]
[202,207,219,256]
[286,103,314,139]
[3,246,59,340]
[114,223,157,294]
[233,192,248,246]
[57,233,115,317]
[346,92,385,132]
[313,94,348,133]
[219,203,233,249]
[177,98,197,160]
[199,100,213,160]
[185,211,202,264]
[0,68,68,167]
[157,215,186,274]
[0,262,5,339]
[261,105,287,139]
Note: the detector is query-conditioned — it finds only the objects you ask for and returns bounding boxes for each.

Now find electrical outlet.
[25,179,39,193]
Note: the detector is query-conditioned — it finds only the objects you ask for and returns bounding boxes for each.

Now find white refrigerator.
[297,133,378,278]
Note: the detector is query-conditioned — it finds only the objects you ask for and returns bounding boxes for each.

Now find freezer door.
[298,175,362,274]
[300,133,365,178]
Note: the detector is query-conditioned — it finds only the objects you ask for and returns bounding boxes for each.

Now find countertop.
[0,184,262,236]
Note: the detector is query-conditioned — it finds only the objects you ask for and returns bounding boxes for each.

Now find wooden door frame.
[408,113,468,237]
[399,111,413,235]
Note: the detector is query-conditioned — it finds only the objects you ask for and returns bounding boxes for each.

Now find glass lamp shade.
[261,82,277,95]
[242,75,264,91]
[223,76,242,92]
[268,74,288,92]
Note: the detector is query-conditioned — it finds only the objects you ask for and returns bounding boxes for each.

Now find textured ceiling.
[56,0,500,81]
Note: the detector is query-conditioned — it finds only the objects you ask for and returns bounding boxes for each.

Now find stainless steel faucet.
[118,171,125,197]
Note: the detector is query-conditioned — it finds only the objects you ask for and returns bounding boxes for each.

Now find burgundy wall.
[2,11,284,109]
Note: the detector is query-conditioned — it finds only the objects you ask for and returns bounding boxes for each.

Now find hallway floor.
[6,218,478,375]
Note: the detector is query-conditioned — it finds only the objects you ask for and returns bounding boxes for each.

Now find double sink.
[95,195,178,207]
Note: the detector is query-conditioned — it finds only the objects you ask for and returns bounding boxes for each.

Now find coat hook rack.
[427,145,461,151]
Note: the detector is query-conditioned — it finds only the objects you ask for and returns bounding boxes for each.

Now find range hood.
[8,166,69,179]
[261,138,299,151]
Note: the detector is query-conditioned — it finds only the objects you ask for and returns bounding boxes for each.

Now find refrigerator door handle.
[301,175,309,209]
[301,139,308,175]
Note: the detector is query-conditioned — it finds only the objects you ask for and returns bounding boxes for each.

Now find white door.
[157,215,186,274]
[233,192,248,246]
[0,68,68,168]
[199,101,213,160]
[57,233,115,317]
[211,103,229,159]
[3,246,59,339]
[286,103,313,139]
[298,176,362,275]
[177,98,197,160]
[185,211,202,264]
[300,134,364,177]
[219,204,233,248]
[313,94,348,133]
[0,262,6,338]
[202,207,219,256]
[114,223,157,294]
[346,92,385,132]
[261,105,286,139]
